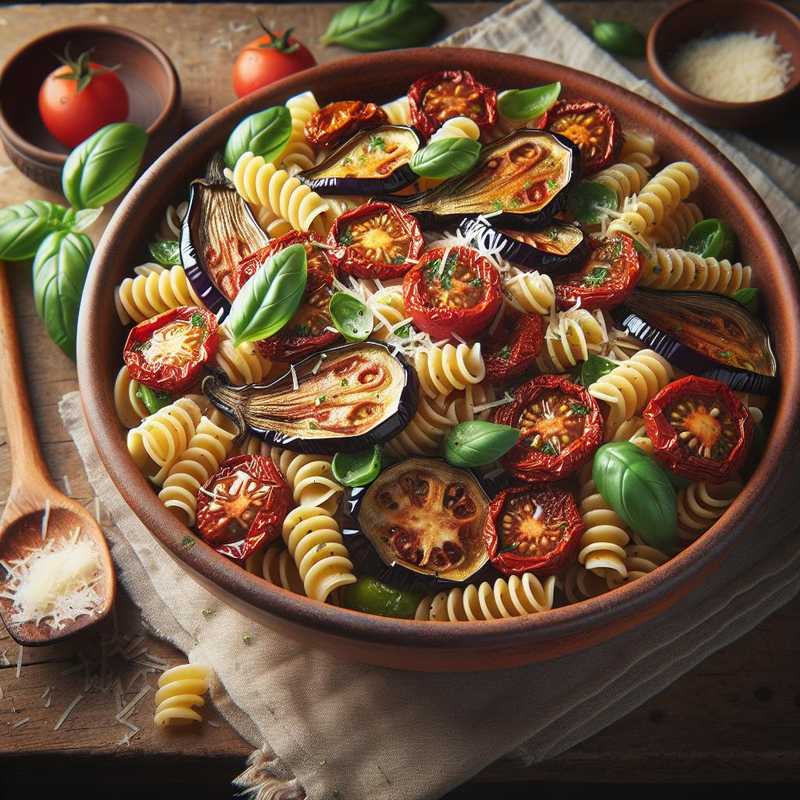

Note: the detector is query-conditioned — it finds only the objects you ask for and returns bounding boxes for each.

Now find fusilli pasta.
[619,130,659,168]
[213,325,273,385]
[380,96,411,126]
[114,263,203,325]
[386,393,458,458]
[577,469,630,579]
[606,544,669,587]
[113,365,149,429]
[536,309,608,373]
[245,542,305,594]
[429,116,481,142]
[677,480,741,542]
[269,447,343,513]
[641,248,752,295]
[593,161,650,205]
[504,268,555,314]
[414,342,486,397]
[279,91,320,172]
[154,663,210,727]
[608,415,653,454]
[648,202,703,248]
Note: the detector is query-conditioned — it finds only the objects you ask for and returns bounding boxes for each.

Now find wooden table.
[1,3,798,796]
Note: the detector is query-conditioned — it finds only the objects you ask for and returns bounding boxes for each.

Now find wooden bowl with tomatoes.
[78,48,800,672]
[0,24,180,191]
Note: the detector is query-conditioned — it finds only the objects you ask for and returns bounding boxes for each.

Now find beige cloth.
[60,2,800,798]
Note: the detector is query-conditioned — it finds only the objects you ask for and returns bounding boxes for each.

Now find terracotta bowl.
[78,48,800,672]
[647,0,800,129]
[0,24,181,191]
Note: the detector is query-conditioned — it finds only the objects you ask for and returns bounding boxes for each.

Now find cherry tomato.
[403,247,503,341]
[484,485,584,577]
[483,307,544,383]
[328,202,424,280]
[38,48,129,148]
[547,99,621,175]
[123,306,219,394]
[493,375,603,482]
[304,100,388,149]
[554,233,641,310]
[643,376,753,483]
[195,455,292,562]
[408,70,497,139]
[232,25,316,98]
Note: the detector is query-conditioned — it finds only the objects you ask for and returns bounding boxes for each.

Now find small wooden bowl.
[0,24,181,191]
[647,0,800,129]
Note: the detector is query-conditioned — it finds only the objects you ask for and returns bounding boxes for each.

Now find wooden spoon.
[0,261,115,645]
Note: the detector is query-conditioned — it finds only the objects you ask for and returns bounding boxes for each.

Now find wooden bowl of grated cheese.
[647,0,800,129]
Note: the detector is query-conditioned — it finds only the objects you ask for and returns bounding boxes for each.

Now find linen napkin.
[59,2,800,798]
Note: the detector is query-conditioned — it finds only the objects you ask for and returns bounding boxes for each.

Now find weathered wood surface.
[1,1,799,790]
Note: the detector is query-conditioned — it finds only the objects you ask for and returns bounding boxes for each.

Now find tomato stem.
[255,18,299,54]
[53,43,119,93]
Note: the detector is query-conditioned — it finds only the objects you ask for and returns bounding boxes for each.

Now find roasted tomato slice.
[547,99,621,175]
[483,307,545,382]
[195,454,292,562]
[554,233,641,311]
[403,246,503,340]
[328,202,424,280]
[493,375,603,481]
[123,306,219,394]
[643,376,753,483]
[304,100,388,149]
[484,485,584,577]
[408,70,497,139]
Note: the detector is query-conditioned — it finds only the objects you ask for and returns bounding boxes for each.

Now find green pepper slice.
[341,577,422,619]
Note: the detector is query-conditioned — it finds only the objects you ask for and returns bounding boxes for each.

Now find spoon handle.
[0,262,52,490]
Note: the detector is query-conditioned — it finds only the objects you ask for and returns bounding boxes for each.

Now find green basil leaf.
[684,218,738,262]
[731,287,759,314]
[136,384,173,414]
[70,206,104,233]
[321,0,444,52]
[497,82,561,121]
[227,243,307,346]
[148,239,181,266]
[329,291,373,342]
[62,122,149,209]
[341,577,422,618]
[410,137,481,179]
[0,201,71,261]
[32,230,94,360]
[444,420,520,468]
[332,445,382,487]
[567,180,618,225]
[591,20,645,58]
[574,354,617,387]
[224,107,292,169]
[592,442,678,552]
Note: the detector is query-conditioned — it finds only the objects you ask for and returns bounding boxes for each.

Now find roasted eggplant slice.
[394,129,580,229]
[181,154,269,312]
[298,126,420,196]
[457,216,588,273]
[615,290,778,396]
[202,341,418,453]
[356,458,490,583]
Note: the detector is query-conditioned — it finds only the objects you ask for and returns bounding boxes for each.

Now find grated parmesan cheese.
[670,31,793,102]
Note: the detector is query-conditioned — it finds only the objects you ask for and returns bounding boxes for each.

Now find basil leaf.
[731,287,759,314]
[341,577,422,619]
[444,420,520,468]
[497,82,561,121]
[574,354,617,387]
[62,122,149,209]
[32,231,94,360]
[332,445,382,487]
[410,137,481,179]
[321,0,444,52]
[684,218,738,262]
[592,442,678,552]
[591,20,645,58]
[148,239,181,266]
[567,181,618,225]
[70,207,104,233]
[224,107,292,169]
[227,243,307,346]
[136,384,172,414]
[0,201,71,261]
[329,291,373,342]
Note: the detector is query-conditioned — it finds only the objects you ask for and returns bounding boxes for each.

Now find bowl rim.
[78,46,800,652]
[0,23,180,167]
[646,0,800,111]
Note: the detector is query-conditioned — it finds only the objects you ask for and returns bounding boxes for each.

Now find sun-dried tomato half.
[554,233,641,311]
[643,376,753,483]
[403,246,503,340]
[304,100,388,149]
[547,99,621,175]
[483,307,544,382]
[493,374,603,481]
[327,202,424,280]
[408,70,497,139]
[123,306,219,394]
[195,454,292,562]
[484,485,584,577]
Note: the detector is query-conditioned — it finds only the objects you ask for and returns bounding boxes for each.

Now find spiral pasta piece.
[505,269,555,315]
[593,161,650,205]
[269,447,343,513]
[416,574,556,621]
[414,342,486,398]
[245,543,305,594]
[158,415,237,526]
[677,480,741,542]
[158,201,188,241]
[560,563,611,604]
[588,349,674,433]
[380,96,411,126]
[619,130,659,168]
[648,202,703,248]
[154,663,211,727]
[641,248,752,296]
[114,263,203,325]
[608,415,653,454]
[577,470,630,579]
[429,116,481,142]
[387,393,458,457]
[281,506,356,602]
[278,91,320,172]
[213,325,273,385]
[113,365,149,428]
[231,152,332,235]
[536,309,608,373]
[607,545,669,587]
[368,288,409,340]
[449,382,497,422]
